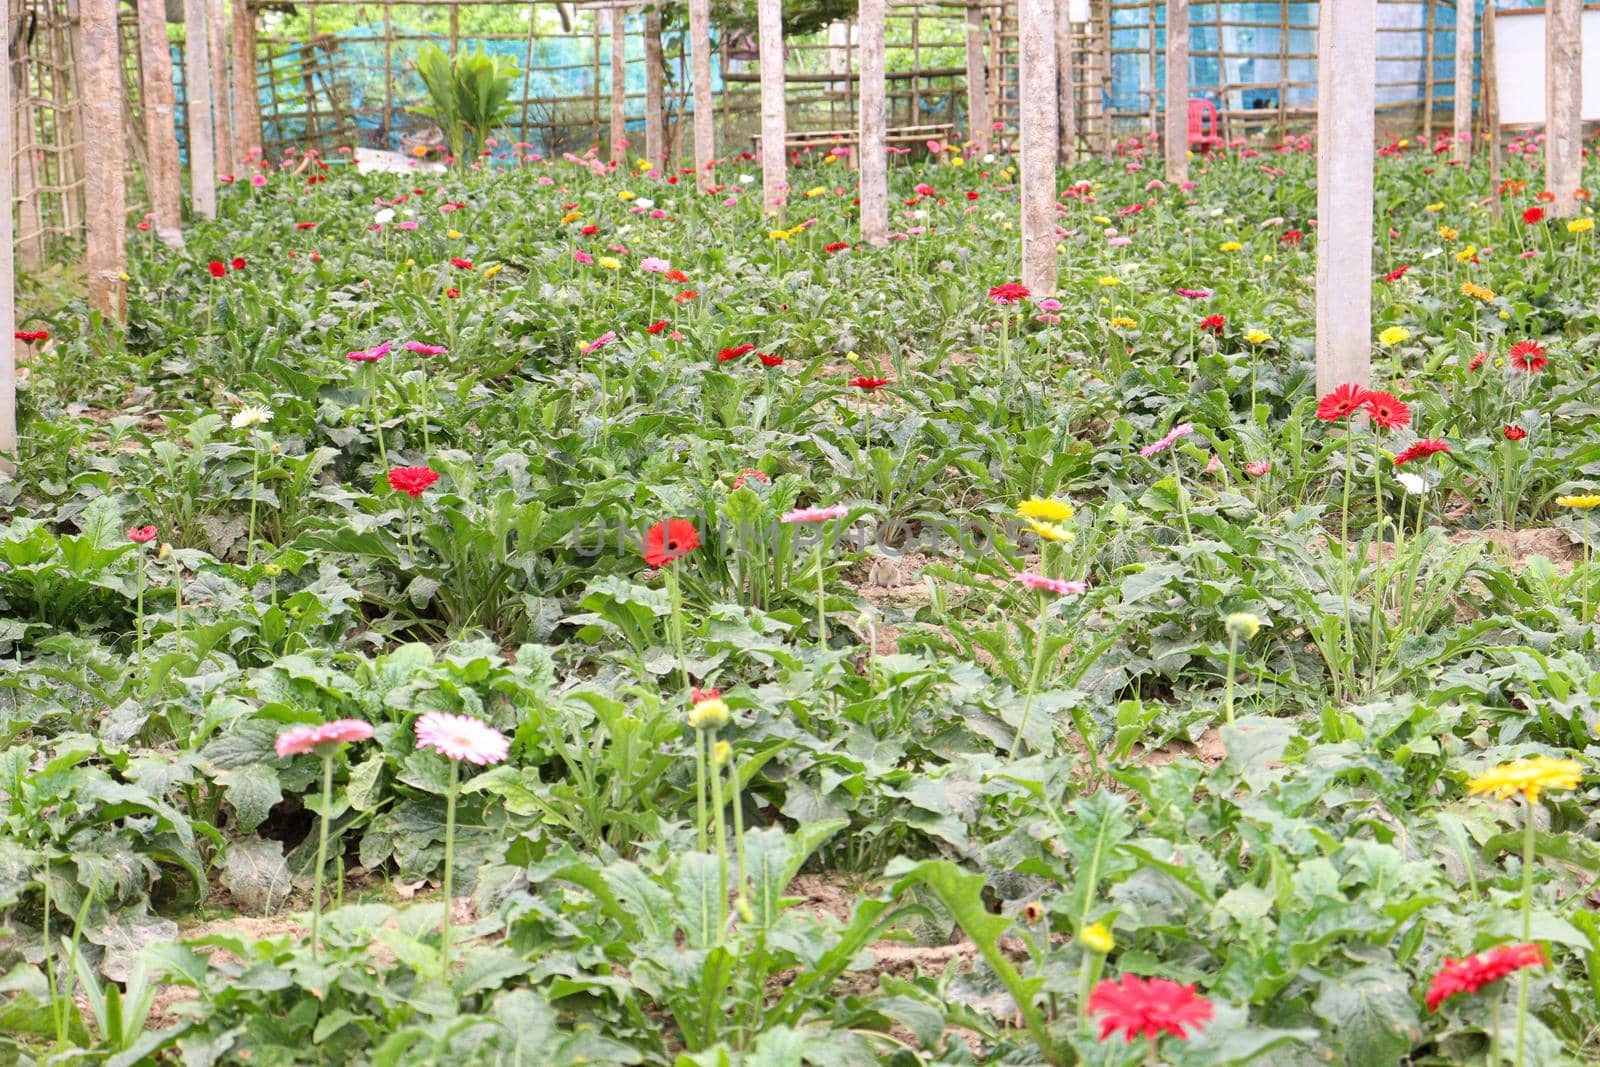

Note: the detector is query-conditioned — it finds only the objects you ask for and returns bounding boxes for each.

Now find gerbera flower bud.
[688,697,730,730]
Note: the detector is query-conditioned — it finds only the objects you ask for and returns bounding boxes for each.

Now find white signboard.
[1494,7,1600,125]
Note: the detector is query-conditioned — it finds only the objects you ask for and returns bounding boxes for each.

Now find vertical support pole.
[645,3,665,165]
[859,0,887,246]
[1019,0,1057,293]
[1485,1,1501,216]
[82,0,126,319]
[186,0,216,219]
[1422,0,1436,142]
[0,0,14,455]
[208,0,233,177]
[690,0,714,191]
[1164,0,1187,182]
[1315,0,1375,393]
[610,7,627,163]
[231,0,260,167]
[964,5,990,148]
[136,0,183,246]
[1545,0,1582,217]
[1099,0,1113,158]
[758,0,786,216]
[1453,0,1473,162]
[1057,0,1076,165]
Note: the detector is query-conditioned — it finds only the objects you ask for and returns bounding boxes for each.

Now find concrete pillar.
[135,0,184,246]
[1314,0,1376,392]
[1453,0,1473,162]
[185,0,217,219]
[644,4,665,165]
[81,0,127,319]
[1019,0,1058,293]
[859,0,887,245]
[758,0,786,216]
[1545,0,1582,216]
[965,5,990,149]
[1164,0,1187,182]
[690,0,715,192]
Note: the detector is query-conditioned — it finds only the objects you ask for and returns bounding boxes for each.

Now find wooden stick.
[964,5,989,148]
[1453,0,1472,162]
[209,0,234,177]
[1484,0,1500,218]
[1099,0,1113,157]
[1315,0,1375,393]
[645,3,665,164]
[1164,0,1187,182]
[690,0,714,190]
[859,0,888,245]
[610,7,626,162]
[136,0,184,246]
[1019,0,1057,293]
[758,0,786,216]
[82,0,127,319]
[0,0,14,456]
[1545,0,1581,216]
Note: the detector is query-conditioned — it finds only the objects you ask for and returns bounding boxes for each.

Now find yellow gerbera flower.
[1078,922,1115,953]
[1455,245,1478,263]
[804,186,826,198]
[597,256,621,270]
[482,263,503,279]
[1438,226,1459,240]
[1425,202,1444,212]
[1378,326,1411,346]
[687,697,730,730]
[1467,756,1583,804]
[1027,518,1074,543]
[1244,329,1271,344]
[1017,497,1074,522]
[1110,316,1138,329]
[1092,215,1113,226]
[617,190,635,200]
[1569,217,1595,234]
[1098,276,1120,287]
[1220,241,1243,253]
[1460,282,1494,302]
[1556,495,1600,510]
[561,210,583,225]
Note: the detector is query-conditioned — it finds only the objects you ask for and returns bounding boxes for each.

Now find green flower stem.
[1515,797,1536,1067]
[1223,631,1239,724]
[728,748,748,907]
[368,365,388,471]
[709,728,729,946]
[134,552,146,686]
[246,449,261,568]
[440,757,459,979]
[694,727,708,853]
[814,538,828,649]
[311,752,334,959]
[1011,591,1050,759]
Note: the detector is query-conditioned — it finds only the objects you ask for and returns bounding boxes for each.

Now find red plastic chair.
[1187,98,1225,153]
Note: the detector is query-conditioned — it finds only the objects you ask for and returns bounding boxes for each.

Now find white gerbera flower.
[232,405,272,430]
[1396,472,1427,496]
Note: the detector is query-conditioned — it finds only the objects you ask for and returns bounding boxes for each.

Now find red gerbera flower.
[643,518,700,567]
[966,190,980,201]
[1199,314,1226,334]
[207,260,227,278]
[127,524,158,544]
[295,221,317,230]
[1503,424,1528,441]
[1315,382,1373,422]
[387,465,440,498]
[718,344,756,363]
[675,289,698,303]
[1393,438,1451,466]
[1469,351,1489,371]
[849,376,888,391]
[449,257,474,270]
[231,256,246,271]
[1363,390,1411,430]
[1383,265,1411,283]
[1280,229,1303,244]
[1522,206,1546,225]
[1509,340,1548,373]
[758,353,785,366]
[824,242,850,254]
[987,283,1031,305]
[732,468,770,489]
[445,287,460,299]
[1426,943,1547,1012]
[13,330,48,343]
[1088,974,1214,1043]
[647,320,670,335]
[665,269,690,282]
[580,224,599,236]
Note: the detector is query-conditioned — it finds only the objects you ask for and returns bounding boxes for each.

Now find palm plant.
[412,45,520,164]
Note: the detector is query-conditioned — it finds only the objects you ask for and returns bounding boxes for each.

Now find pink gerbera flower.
[275,718,375,758]
[405,341,448,355]
[782,505,849,523]
[415,711,509,766]
[581,330,618,354]
[1016,571,1087,596]
[1244,460,1272,477]
[1139,422,1195,458]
